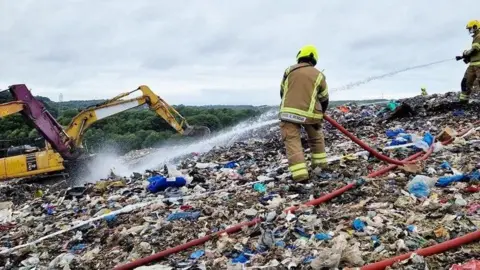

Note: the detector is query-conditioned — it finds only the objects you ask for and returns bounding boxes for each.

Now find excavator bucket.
[183,125,211,137]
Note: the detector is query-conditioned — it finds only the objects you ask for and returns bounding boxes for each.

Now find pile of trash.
[0,91,479,269]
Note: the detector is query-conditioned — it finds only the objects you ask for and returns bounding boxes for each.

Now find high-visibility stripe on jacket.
[470,33,480,66]
[279,63,328,124]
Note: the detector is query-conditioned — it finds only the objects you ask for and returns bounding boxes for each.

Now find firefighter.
[279,44,329,183]
[421,87,427,96]
[456,20,480,103]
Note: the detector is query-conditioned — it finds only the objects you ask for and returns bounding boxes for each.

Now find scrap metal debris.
[0,91,479,269]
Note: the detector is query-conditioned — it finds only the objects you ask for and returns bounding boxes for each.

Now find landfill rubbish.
[0,91,480,269]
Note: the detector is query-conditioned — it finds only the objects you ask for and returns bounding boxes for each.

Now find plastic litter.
[147,176,187,193]
[407,175,437,198]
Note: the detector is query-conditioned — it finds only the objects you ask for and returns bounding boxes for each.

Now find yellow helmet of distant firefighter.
[466,20,479,36]
[296,44,319,66]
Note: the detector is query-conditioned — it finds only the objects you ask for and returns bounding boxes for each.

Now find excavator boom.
[65,85,210,149]
[0,83,210,181]
[0,101,25,118]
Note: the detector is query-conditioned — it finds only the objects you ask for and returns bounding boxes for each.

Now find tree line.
[0,93,263,154]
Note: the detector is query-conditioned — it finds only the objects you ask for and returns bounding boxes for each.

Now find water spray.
[330,58,455,93]
[108,57,456,175]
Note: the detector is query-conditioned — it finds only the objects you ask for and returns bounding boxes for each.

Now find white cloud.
[0,0,477,105]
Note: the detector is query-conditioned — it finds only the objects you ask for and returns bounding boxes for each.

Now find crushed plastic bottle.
[407,175,437,198]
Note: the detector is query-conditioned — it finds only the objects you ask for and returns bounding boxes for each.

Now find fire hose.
[324,115,433,166]
[112,180,365,270]
[113,121,480,270]
[359,230,480,270]
[368,121,480,178]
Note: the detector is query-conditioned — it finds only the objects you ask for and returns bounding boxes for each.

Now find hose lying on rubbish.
[368,121,480,177]
[359,230,480,270]
[113,119,480,269]
[112,180,364,270]
[324,115,433,166]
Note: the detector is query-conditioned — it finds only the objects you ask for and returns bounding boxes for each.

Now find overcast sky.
[0,1,477,105]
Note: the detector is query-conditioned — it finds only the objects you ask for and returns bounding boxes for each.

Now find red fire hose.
[113,180,363,270]
[284,181,358,213]
[324,115,432,166]
[114,119,480,270]
[368,122,479,178]
[360,230,480,270]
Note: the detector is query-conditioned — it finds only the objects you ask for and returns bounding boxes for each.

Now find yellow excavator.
[0,84,210,181]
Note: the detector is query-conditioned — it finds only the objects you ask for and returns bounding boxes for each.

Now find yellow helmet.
[296,44,319,65]
[466,20,479,35]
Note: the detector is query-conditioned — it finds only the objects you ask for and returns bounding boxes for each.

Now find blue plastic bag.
[386,128,406,138]
[422,132,434,146]
[224,161,238,169]
[147,176,186,193]
[436,174,468,187]
[352,218,366,232]
[190,250,205,260]
[314,233,332,240]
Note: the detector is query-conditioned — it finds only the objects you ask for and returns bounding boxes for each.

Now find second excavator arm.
[65,85,210,149]
[0,101,25,118]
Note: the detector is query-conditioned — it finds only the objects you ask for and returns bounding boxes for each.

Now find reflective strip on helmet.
[470,61,480,66]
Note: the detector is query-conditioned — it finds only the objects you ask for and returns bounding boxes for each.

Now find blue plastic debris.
[371,235,381,248]
[190,250,205,260]
[452,109,465,116]
[231,253,249,264]
[440,161,451,170]
[314,233,332,241]
[352,218,366,232]
[224,161,238,169]
[69,243,87,254]
[470,170,480,180]
[407,225,417,232]
[275,240,286,247]
[147,176,186,193]
[294,227,311,238]
[303,255,315,264]
[389,138,409,146]
[408,179,431,198]
[386,128,406,138]
[423,132,434,146]
[253,183,267,193]
[104,214,117,223]
[436,174,468,187]
[167,211,201,221]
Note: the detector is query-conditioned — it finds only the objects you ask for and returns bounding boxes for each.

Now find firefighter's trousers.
[279,120,327,182]
[460,65,480,101]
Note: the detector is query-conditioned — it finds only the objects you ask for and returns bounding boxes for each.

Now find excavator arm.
[65,85,210,149]
[0,101,25,118]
